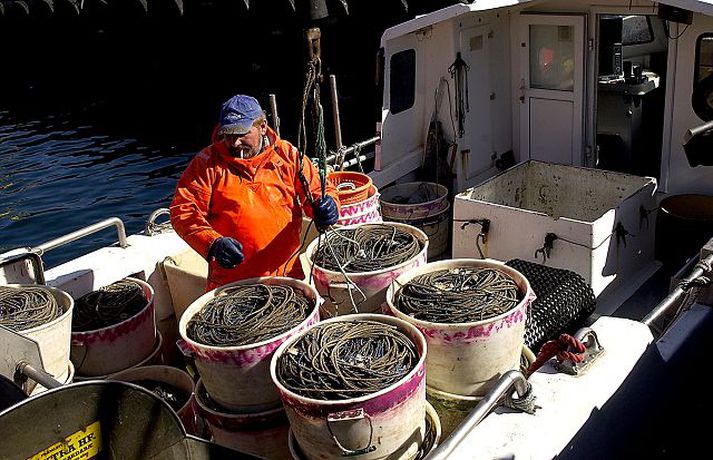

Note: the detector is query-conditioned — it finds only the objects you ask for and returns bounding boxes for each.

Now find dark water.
[0,1,453,268]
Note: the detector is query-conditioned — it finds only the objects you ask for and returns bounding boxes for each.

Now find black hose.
[73,279,147,332]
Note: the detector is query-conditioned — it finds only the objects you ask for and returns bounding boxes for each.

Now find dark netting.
[506,259,596,352]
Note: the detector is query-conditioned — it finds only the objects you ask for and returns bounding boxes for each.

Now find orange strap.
[527,333,586,376]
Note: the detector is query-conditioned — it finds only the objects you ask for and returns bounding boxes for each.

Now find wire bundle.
[187,284,312,347]
[0,285,62,331]
[396,267,521,323]
[315,224,422,272]
[73,279,147,332]
[277,320,418,400]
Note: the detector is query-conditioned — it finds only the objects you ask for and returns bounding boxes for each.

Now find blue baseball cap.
[219,95,264,135]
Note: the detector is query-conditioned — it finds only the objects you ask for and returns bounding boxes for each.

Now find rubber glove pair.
[209,196,339,269]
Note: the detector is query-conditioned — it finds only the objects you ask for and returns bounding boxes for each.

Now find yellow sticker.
[28,421,103,460]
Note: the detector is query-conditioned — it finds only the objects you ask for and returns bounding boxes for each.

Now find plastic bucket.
[74,330,165,381]
[110,365,198,434]
[178,276,321,412]
[338,186,382,226]
[656,194,713,268]
[328,171,373,205]
[195,379,291,460]
[384,203,450,259]
[9,284,74,382]
[385,259,535,396]
[270,313,428,460]
[70,278,156,377]
[30,361,75,396]
[288,401,442,460]
[380,182,449,220]
[305,223,429,317]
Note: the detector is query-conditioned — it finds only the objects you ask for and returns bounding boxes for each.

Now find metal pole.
[269,93,281,136]
[17,362,62,390]
[643,252,713,326]
[323,136,380,164]
[329,74,343,150]
[425,370,529,460]
[36,217,129,253]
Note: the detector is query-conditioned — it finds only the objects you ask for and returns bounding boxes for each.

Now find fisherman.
[170,94,340,291]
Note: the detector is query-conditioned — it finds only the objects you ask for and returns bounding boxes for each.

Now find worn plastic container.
[304,223,429,317]
[270,314,427,460]
[195,379,291,460]
[178,276,321,412]
[385,259,534,396]
[384,203,450,259]
[338,186,382,226]
[9,284,74,381]
[70,278,156,377]
[380,182,449,220]
[74,330,165,381]
[111,365,199,435]
[425,385,481,439]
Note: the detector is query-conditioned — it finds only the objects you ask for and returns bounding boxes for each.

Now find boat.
[2,0,713,458]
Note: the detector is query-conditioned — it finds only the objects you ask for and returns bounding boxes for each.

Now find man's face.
[223,121,266,158]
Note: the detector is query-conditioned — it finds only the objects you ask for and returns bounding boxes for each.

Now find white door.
[519,15,585,165]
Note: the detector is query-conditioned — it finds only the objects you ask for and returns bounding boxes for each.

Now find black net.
[506,259,596,352]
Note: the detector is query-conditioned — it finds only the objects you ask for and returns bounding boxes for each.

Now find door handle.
[519,79,527,104]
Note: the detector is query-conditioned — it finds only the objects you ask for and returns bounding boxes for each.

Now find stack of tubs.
[329,171,382,226]
[380,182,450,259]
[270,314,441,460]
[305,223,429,317]
[179,277,321,460]
[385,259,535,437]
[0,284,74,394]
[71,277,161,380]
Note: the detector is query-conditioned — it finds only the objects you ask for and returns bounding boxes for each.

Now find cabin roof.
[382,0,713,43]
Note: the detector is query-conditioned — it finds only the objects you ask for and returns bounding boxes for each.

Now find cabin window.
[693,34,713,120]
[390,49,416,114]
[621,15,653,45]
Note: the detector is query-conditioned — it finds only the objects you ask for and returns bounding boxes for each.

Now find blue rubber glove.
[312,195,339,229]
[208,237,244,269]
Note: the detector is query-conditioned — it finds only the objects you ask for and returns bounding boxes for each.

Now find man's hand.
[208,237,244,268]
[312,195,339,229]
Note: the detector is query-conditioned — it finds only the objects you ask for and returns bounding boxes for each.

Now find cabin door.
[519,15,585,165]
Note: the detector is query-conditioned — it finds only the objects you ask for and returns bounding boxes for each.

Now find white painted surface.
[446,316,654,459]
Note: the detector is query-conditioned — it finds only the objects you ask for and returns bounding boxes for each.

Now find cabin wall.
[664,13,713,194]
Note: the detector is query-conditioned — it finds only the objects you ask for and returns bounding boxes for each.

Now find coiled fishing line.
[314,224,422,272]
[0,285,61,331]
[73,279,147,332]
[396,267,521,323]
[187,284,312,347]
[276,320,418,400]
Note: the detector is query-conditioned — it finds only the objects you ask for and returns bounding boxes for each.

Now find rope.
[73,279,147,332]
[448,52,470,138]
[395,267,521,323]
[504,381,539,414]
[527,333,586,375]
[314,224,422,273]
[276,320,418,400]
[187,284,312,347]
[297,58,328,205]
[0,285,62,331]
[454,218,490,258]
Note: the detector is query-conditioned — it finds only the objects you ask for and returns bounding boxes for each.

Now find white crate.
[453,161,658,299]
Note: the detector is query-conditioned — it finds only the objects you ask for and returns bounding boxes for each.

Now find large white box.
[453,161,658,300]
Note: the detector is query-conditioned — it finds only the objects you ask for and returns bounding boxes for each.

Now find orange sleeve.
[169,151,223,259]
[286,143,340,218]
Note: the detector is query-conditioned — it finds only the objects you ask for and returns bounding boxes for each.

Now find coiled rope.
[187,284,312,347]
[396,267,521,323]
[277,320,418,400]
[0,285,62,331]
[314,224,422,273]
[73,279,147,332]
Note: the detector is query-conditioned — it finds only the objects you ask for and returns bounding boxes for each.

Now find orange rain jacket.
[170,127,339,291]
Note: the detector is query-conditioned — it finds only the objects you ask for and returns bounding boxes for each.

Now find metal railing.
[35,217,128,253]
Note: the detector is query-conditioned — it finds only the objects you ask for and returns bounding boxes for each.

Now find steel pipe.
[17,362,62,390]
[36,217,129,253]
[322,136,380,164]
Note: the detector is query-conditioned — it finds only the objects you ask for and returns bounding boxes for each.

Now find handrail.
[35,217,128,253]
[0,250,46,285]
[643,252,713,326]
[425,370,530,460]
[145,208,172,236]
[322,136,380,165]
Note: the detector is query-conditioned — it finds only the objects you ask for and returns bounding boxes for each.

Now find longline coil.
[396,267,521,323]
[315,224,422,272]
[73,279,147,332]
[0,285,62,331]
[187,284,312,347]
[277,320,418,400]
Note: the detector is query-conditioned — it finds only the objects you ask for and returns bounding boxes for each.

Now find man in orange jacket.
[170,94,340,291]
